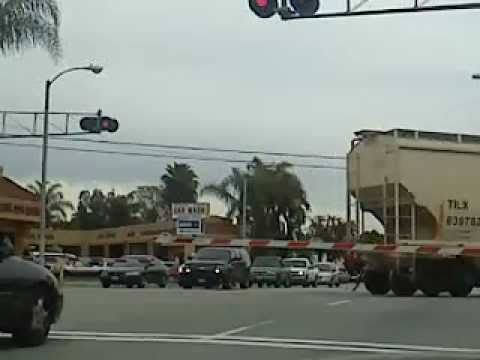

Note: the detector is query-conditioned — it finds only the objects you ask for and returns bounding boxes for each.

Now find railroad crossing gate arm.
[278,0,480,20]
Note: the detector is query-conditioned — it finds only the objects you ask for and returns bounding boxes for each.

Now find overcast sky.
[1,0,480,224]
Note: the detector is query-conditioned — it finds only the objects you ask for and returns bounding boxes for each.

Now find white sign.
[176,218,203,236]
[172,203,210,219]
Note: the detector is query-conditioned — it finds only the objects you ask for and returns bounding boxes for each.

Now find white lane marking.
[226,336,480,354]
[209,320,274,338]
[327,300,351,306]
[39,331,480,354]
[43,335,411,354]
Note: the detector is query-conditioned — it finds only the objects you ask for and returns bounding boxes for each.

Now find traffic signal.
[249,0,278,18]
[290,0,320,16]
[80,116,119,133]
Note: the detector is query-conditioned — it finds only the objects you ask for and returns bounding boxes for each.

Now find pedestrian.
[352,257,365,292]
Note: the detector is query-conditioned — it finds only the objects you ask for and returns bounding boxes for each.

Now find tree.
[161,163,199,210]
[129,186,162,223]
[359,229,384,244]
[0,0,61,60]
[28,180,73,227]
[71,189,139,230]
[309,215,350,242]
[202,157,310,239]
[201,167,245,221]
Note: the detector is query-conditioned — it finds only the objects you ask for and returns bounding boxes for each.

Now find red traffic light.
[290,0,320,16]
[249,0,278,18]
[80,116,119,133]
[100,117,119,132]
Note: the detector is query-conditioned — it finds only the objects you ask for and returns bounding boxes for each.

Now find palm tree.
[0,0,61,59]
[203,158,310,239]
[28,180,73,227]
[201,168,246,220]
[161,163,199,209]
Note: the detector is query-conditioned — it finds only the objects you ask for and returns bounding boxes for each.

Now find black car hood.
[0,256,58,290]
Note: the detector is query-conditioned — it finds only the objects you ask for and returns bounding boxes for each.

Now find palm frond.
[0,0,61,60]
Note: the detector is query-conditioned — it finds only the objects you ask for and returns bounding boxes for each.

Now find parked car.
[250,256,291,288]
[317,262,340,287]
[282,258,319,287]
[0,238,63,346]
[178,247,251,289]
[99,255,168,288]
[31,252,76,277]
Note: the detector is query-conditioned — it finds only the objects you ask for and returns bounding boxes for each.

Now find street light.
[39,64,103,264]
[242,163,254,239]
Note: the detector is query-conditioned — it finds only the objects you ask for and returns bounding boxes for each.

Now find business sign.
[172,203,210,219]
[176,218,203,236]
[172,203,210,236]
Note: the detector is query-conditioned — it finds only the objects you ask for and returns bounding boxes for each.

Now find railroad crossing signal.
[247,0,480,20]
[80,110,119,133]
[249,0,278,18]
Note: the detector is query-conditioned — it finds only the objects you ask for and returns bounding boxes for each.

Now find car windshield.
[283,260,307,268]
[318,264,335,271]
[253,257,281,267]
[113,260,140,268]
[195,249,231,261]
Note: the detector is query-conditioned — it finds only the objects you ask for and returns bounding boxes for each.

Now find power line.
[47,137,346,161]
[0,141,346,170]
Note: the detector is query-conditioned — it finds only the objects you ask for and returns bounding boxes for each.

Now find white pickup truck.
[282,258,319,287]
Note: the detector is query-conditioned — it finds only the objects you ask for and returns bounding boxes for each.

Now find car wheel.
[138,282,145,289]
[328,282,333,288]
[335,282,340,288]
[126,283,133,289]
[101,281,111,288]
[181,284,192,289]
[240,279,250,289]
[302,282,309,288]
[222,280,233,290]
[257,282,263,288]
[157,280,167,288]
[12,293,51,347]
[274,278,282,288]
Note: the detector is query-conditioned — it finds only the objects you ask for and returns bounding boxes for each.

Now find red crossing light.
[249,0,278,18]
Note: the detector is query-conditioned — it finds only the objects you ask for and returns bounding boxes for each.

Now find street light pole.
[39,64,103,265]
[242,176,247,239]
[39,80,51,263]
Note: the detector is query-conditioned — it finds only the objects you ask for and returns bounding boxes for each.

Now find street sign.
[172,203,210,219]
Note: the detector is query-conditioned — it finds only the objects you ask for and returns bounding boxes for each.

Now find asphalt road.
[2,284,480,360]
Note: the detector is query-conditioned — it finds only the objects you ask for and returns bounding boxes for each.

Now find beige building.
[27,216,239,259]
[0,168,40,255]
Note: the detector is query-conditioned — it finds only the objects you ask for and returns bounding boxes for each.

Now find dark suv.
[0,237,63,347]
[178,247,251,289]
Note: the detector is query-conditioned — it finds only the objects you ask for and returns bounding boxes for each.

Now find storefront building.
[28,216,239,260]
[0,168,40,255]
